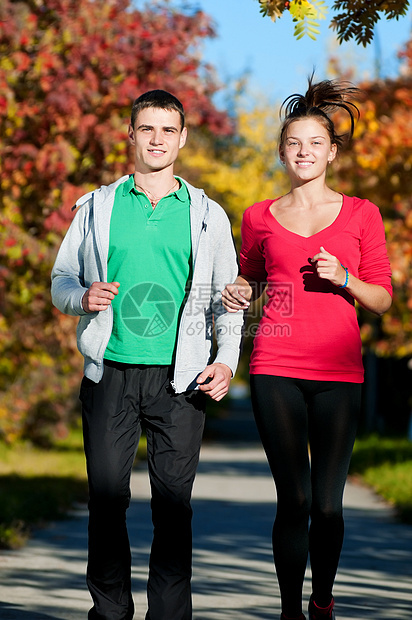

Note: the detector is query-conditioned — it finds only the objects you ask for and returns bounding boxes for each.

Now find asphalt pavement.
[0,403,411,620]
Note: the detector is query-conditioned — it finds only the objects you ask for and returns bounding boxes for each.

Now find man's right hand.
[82,282,120,313]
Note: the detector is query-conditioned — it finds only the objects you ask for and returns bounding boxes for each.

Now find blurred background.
[0,0,411,450]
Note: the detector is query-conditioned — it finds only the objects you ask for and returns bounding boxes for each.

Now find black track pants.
[80,361,206,620]
[250,374,361,617]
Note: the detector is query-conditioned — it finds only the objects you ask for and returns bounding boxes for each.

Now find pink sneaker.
[308,595,335,620]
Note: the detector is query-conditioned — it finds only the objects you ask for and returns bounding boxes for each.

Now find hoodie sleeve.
[209,205,244,376]
[51,200,92,316]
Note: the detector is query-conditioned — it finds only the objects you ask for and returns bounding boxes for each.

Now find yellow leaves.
[5,245,21,262]
[289,0,327,40]
[0,315,10,338]
[356,152,382,171]
[259,0,328,39]
[0,56,14,72]
[81,154,94,171]
[0,196,23,225]
[105,141,128,165]
[61,27,73,46]
[106,153,117,164]
[51,188,61,202]
[237,107,278,155]
[368,119,379,132]
[363,108,376,122]
[29,350,54,369]
[0,357,13,376]
[1,94,18,128]
[68,144,81,174]
[181,102,289,238]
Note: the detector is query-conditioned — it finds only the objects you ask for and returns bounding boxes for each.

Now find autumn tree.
[257,0,410,45]
[180,102,287,239]
[0,0,231,444]
[328,40,412,358]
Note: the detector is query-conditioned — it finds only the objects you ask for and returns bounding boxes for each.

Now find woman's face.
[279,118,337,185]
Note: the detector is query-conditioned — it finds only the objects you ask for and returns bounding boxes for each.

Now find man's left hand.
[196,363,232,401]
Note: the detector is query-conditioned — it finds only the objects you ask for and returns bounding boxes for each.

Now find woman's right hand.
[221,278,253,312]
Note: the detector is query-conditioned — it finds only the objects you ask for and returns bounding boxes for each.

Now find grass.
[0,428,88,548]
[350,434,412,523]
[0,427,147,549]
[0,431,411,549]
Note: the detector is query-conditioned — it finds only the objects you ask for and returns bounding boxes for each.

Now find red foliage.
[0,0,231,444]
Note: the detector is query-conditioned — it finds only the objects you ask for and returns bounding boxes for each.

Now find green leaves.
[331,0,410,46]
[258,0,410,45]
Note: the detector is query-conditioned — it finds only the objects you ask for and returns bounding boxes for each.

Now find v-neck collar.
[263,194,352,248]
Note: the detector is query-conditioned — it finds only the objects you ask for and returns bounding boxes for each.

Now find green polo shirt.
[104,175,192,365]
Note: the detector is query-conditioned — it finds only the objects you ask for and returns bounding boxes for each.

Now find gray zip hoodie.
[51,175,244,392]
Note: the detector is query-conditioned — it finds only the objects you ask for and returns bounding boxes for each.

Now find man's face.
[128,107,187,174]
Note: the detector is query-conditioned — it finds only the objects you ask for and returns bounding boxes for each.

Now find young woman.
[222,78,392,620]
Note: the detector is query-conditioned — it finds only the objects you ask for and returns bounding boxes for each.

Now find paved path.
[0,407,411,619]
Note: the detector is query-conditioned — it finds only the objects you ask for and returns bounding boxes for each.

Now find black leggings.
[250,375,361,618]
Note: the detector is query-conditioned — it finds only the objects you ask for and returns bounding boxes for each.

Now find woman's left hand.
[311,246,347,287]
[312,246,392,315]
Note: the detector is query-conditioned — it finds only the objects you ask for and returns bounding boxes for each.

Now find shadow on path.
[0,602,66,620]
[189,439,412,620]
[0,400,411,619]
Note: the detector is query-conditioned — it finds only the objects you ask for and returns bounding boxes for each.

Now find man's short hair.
[131,90,185,129]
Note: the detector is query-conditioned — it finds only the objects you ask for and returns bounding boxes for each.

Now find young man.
[51,90,243,620]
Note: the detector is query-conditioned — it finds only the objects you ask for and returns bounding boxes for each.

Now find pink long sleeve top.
[240,195,392,383]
